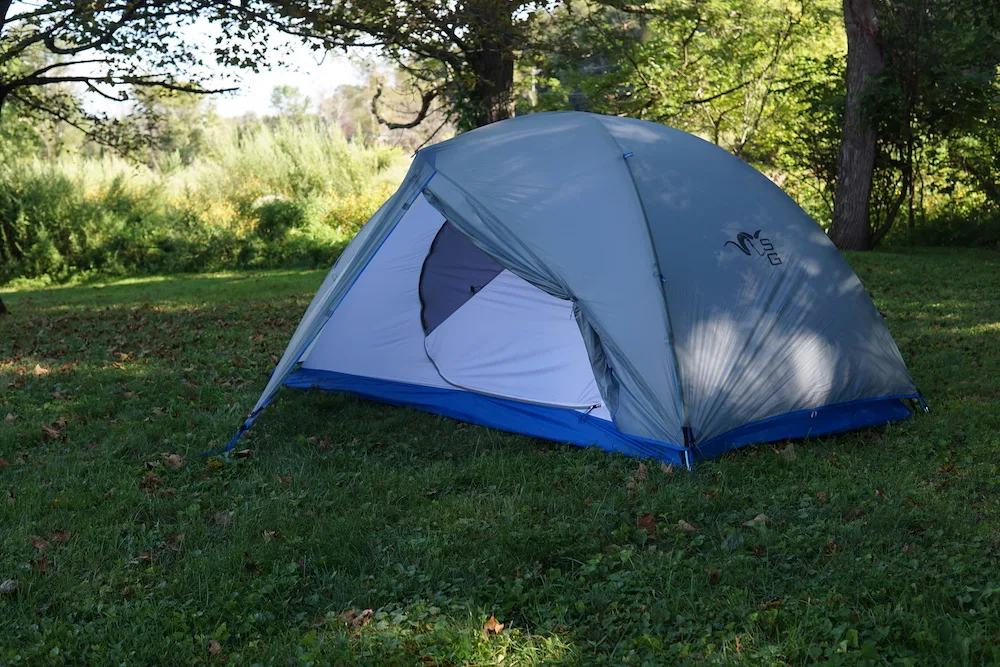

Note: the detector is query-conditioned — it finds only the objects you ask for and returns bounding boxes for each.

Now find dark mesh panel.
[420,222,504,335]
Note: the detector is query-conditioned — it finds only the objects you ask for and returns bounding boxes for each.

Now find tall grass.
[0,122,406,285]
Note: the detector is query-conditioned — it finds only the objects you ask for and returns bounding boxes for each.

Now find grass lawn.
[2,248,999,665]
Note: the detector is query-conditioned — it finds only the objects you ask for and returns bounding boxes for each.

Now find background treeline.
[1,0,999,288]
[0,86,414,286]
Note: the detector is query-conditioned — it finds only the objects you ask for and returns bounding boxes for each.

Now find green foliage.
[0,123,403,285]
[2,250,1000,662]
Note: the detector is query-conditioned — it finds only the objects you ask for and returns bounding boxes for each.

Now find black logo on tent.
[725,229,782,265]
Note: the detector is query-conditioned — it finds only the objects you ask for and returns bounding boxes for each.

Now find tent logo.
[725,229,782,266]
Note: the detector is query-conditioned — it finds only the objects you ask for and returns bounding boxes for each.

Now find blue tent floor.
[284,368,918,466]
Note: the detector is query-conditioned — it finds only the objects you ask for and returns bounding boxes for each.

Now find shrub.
[0,123,405,285]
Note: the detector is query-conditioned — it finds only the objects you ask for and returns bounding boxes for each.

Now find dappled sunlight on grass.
[2,250,1000,663]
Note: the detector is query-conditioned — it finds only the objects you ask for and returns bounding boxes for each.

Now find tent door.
[420,222,603,410]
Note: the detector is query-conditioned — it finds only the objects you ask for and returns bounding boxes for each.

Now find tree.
[0,1,235,146]
[829,0,1000,249]
[230,1,573,131]
[827,0,883,250]
[270,84,311,120]
[526,1,843,161]
[127,86,219,168]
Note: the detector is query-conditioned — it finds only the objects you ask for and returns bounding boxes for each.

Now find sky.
[187,22,366,118]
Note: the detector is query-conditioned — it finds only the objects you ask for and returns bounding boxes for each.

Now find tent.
[226,111,925,467]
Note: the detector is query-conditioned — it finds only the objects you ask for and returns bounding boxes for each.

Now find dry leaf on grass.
[208,639,221,656]
[33,364,49,377]
[742,514,771,528]
[31,555,51,573]
[626,462,648,490]
[483,614,505,637]
[705,568,722,586]
[637,513,657,534]
[677,520,697,533]
[161,453,184,470]
[139,473,165,492]
[41,425,62,441]
[29,537,49,552]
[263,530,281,542]
[352,608,374,628]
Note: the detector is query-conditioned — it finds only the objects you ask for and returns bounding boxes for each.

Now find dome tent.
[225,111,923,467]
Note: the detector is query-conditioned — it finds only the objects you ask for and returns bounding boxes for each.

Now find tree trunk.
[828,0,884,251]
[464,2,516,129]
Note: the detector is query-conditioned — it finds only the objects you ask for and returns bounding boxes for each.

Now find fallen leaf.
[626,462,649,490]
[743,514,771,528]
[352,608,374,629]
[139,473,165,492]
[161,453,184,470]
[483,614,505,637]
[6,490,13,504]
[761,597,784,609]
[151,407,165,416]
[208,639,221,656]
[677,520,697,533]
[4,413,15,423]
[276,473,291,485]
[138,550,156,563]
[735,635,742,655]
[263,530,281,542]
[824,540,839,555]
[33,364,49,376]
[776,443,796,461]
[29,537,49,552]
[232,449,253,459]
[875,489,889,501]
[31,555,51,573]
[705,568,722,586]
[637,513,657,534]
[901,544,916,553]
[815,491,829,503]
[41,424,62,441]
[660,462,675,477]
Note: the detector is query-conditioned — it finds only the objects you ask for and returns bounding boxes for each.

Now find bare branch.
[372,83,441,130]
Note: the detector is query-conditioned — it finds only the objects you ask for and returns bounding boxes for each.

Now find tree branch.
[372,83,440,130]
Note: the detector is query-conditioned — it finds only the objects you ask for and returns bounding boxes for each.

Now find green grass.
[1,248,999,665]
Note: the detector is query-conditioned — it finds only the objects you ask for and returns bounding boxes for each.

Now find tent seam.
[584,114,691,443]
